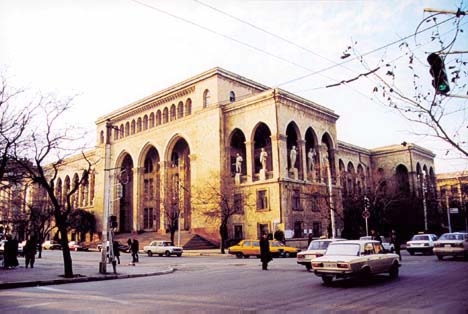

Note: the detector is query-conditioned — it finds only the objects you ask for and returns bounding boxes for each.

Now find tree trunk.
[59,227,74,278]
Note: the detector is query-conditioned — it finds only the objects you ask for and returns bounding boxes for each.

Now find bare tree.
[192,173,253,254]
[339,12,467,160]
[10,93,94,278]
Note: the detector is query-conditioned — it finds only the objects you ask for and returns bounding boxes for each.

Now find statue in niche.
[307,148,316,173]
[259,147,268,171]
[290,146,297,169]
[235,153,243,173]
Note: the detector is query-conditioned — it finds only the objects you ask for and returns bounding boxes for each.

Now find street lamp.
[419,170,428,232]
[324,155,336,238]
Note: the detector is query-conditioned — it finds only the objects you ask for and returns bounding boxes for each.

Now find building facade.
[0,68,438,243]
[437,171,468,232]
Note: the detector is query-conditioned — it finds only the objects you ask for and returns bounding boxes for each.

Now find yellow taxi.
[228,239,299,258]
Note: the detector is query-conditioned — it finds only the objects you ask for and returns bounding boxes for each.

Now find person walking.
[24,237,37,268]
[131,238,139,263]
[112,241,121,265]
[259,232,272,270]
[390,229,402,261]
[370,229,382,243]
[4,235,19,269]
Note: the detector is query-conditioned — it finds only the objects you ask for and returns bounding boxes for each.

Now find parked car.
[297,238,346,271]
[42,240,62,250]
[68,241,89,251]
[406,233,438,255]
[228,239,299,258]
[359,236,395,253]
[311,240,400,285]
[433,232,468,260]
[97,241,130,253]
[143,240,183,257]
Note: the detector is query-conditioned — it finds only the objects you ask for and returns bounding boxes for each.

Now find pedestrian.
[24,237,37,268]
[390,229,402,261]
[131,238,139,263]
[259,232,272,270]
[4,235,19,269]
[113,241,121,264]
[370,229,382,244]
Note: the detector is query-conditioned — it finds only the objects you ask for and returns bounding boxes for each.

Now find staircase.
[112,231,218,250]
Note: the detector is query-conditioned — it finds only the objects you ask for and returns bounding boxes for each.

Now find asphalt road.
[0,251,467,312]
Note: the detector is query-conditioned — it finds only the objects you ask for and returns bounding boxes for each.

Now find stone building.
[436,171,468,232]
[1,67,438,243]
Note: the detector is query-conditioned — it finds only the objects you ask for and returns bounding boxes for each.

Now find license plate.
[444,244,451,248]
[324,263,336,268]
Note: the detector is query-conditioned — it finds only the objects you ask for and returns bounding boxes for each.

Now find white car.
[433,232,468,260]
[143,240,183,257]
[311,240,400,285]
[297,238,346,271]
[406,233,438,255]
[359,236,395,253]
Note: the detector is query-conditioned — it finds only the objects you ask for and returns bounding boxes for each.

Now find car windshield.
[326,243,360,256]
[308,241,330,250]
[439,233,465,241]
[412,235,429,241]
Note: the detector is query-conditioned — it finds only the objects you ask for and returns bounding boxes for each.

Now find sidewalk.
[0,249,222,290]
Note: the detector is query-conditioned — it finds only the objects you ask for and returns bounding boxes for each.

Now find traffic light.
[427,53,450,95]
[364,196,370,209]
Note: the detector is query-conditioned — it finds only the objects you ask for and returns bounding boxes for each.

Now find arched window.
[177,101,184,118]
[185,98,192,115]
[100,130,105,144]
[170,104,176,121]
[137,117,142,132]
[203,89,211,107]
[229,91,236,102]
[163,108,169,123]
[143,115,148,130]
[131,120,136,134]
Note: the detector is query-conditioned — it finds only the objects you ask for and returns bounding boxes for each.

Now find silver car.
[433,232,468,260]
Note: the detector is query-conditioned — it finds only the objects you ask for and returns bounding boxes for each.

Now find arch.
[177,101,184,118]
[155,110,161,126]
[395,164,410,196]
[139,145,161,231]
[115,152,135,233]
[286,122,302,177]
[185,98,192,115]
[72,173,80,208]
[56,178,63,206]
[229,91,236,102]
[137,117,142,132]
[125,122,130,136]
[149,112,155,128]
[163,108,169,123]
[252,122,272,175]
[170,104,176,121]
[143,115,148,130]
[113,128,119,141]
[305,127,319,181]
[131,120,136,135]
[119,124,124,138]
[203,89,211,108]
[321,132,336,184]
[229,128,247,176]
[166,137,191,231]
[339,159,347,195]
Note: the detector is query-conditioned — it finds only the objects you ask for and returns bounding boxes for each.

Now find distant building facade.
[436,171,468,232]
[0,68,438,243]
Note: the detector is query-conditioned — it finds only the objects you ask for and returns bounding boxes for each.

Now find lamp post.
[324,155,336,238]
[99,120,114,274]
[421,170,428,232]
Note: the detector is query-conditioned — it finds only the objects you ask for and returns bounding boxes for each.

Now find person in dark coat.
[4,235,19,269]
[370,229,382,243]
[390,229,402,261]
[131,238,139,263]
[24,237,37,268]
[259,232,272,270]
[112,241,121,265]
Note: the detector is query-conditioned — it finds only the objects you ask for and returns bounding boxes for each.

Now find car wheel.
[389,264,399,279]
[409,251,415,256]
[244,255,250,259]
[165,251,171,257]
[322,276,333,285]
[283,252,290,258]
[158,254,163,257]
[235,253,243,259]
[147,251,153,257]
[437,255,443,260]
[176,254,182,257]
[305,264,312,271]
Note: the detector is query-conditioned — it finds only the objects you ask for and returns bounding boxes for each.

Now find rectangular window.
[143,208,154,229]
[312,222,322,237]
[293,221,303,238]
[311,196,320,212]
[292,189,301,211]
[256,190,268,210]
[234,193,243,214]
[234,225,243,241]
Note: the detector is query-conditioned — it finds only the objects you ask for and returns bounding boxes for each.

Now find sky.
[1,0,467,174]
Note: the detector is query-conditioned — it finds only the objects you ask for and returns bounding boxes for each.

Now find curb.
[0,267,175,290]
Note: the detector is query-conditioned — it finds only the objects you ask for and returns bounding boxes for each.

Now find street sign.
[449,208,459,214]
[362,210,370,219]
